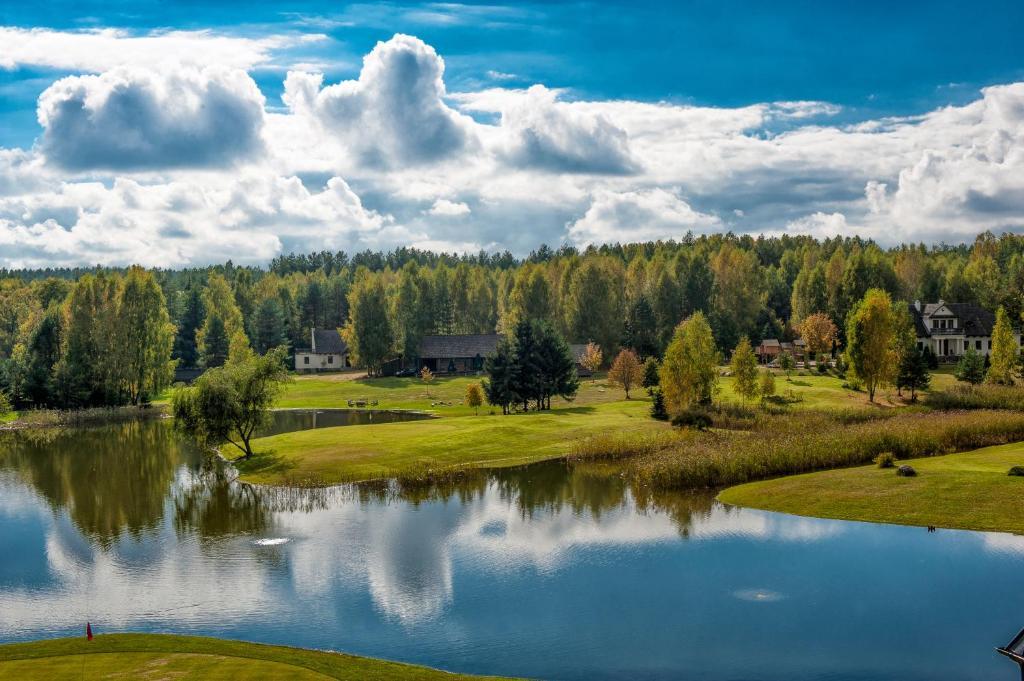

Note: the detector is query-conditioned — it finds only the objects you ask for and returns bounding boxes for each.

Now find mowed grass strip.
[241,399,666,485]
[718,441,1024,534]
[0,634,514,680]
[275,372,629,415]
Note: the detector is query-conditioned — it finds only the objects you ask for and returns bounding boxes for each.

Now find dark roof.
[312,328,347,354]
[948,303,996,336]
[418,334,499,358]
[909,302,997,337]
[569,343,589,361]
[758,339,781,348]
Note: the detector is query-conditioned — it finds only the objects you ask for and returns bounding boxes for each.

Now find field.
[718,441,1024,534]
[0,634,512,680]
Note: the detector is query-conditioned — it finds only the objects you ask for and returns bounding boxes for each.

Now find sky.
[1,0,1024,268]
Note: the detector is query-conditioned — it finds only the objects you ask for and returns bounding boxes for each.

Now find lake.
[1,415,1022,680]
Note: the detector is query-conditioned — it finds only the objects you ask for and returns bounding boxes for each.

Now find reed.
[626,409,1024,490]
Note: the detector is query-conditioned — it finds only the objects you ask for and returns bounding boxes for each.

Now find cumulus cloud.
[37,65,266,171]
[783,211,851,238]
[496,85,639,174]
[283,34,477,167]
[0,27,321,72]
[425,198,470,216]
[0,172,387,268]
[567,188,721,246]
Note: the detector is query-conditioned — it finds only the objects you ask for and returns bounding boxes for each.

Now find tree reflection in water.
[0,419,722,545]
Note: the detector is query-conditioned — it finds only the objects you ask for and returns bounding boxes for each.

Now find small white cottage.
[294,328,349,373]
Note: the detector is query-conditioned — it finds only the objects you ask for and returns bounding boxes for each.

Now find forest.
[1,230,1023,409]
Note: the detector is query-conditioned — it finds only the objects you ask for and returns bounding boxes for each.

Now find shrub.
[0,390,11,417]
[1008,466,1024,477]
[671,408,713,430]
[896,464,917,477]
[875,452,895,468]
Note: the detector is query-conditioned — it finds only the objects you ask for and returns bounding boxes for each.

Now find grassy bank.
[240,398,665,485]
[718,441,1024,534]
[566,408,1024,491]
[0,634,512,680]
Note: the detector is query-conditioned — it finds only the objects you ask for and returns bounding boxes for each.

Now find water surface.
[1,419,1022,680]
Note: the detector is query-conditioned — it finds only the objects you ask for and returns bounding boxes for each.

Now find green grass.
[718,441,1024,534]
[0,634,513,680]
[717,368,957,410]
[240,397,666,485]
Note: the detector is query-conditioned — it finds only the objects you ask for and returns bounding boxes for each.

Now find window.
[303,356,310,365]
[328,355,334,364]
[976,340,982,350]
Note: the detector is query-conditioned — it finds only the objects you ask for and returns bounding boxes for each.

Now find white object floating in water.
[733,588,784,602]
[253,538,289,546]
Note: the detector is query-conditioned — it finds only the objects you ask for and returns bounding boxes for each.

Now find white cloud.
[783,212,850,238]
[496,85,639,174]
[4,32,1024,264]
[37,64,266,170]
[0,27,322,72]
[0,172,387,268]
[425,198,470,216]
[567,188,721,246]
[283,34,478,167]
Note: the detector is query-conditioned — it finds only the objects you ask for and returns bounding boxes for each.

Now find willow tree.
[118,266,176,405]
[659,312,720,417]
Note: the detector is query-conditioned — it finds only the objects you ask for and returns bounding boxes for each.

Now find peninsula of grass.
[718,441,1024,534]
[239,398,665,485]
[0,634,513,680]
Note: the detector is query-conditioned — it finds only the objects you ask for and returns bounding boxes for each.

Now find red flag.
[86,622,93,641]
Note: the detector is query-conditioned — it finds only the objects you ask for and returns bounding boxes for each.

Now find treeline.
[0,267,175,408]
[3,231,1024,407]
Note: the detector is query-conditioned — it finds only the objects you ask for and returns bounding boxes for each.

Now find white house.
[910,300,1021,361]
[295,328,349,373]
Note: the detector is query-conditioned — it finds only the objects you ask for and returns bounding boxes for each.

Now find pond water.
[259,408,432,437]
[1,418,1023,680]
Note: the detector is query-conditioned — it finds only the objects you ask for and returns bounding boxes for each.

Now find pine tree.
[896,346,931,401]
[955,348,986,385]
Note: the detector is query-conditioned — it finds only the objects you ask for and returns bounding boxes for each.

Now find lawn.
[240,397,665,485]
[718,441,1024,534]
[717,367,957,410]
[275,371,628,415]
[0,634,512,680]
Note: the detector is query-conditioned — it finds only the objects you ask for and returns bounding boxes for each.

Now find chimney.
[914,300,921,312]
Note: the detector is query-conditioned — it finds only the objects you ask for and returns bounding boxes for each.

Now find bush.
[875,452,895,468]
[896,464,917,477]
[671,408,713,430]
[0,390,11,417]
[1008,466,1024,477]
[843,376,863,392]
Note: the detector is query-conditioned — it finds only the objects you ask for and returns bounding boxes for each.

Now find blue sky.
[1,1,1024,266]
